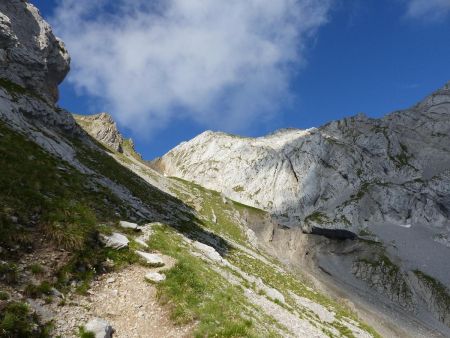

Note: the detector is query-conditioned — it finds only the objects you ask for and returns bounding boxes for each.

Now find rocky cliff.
[156,83,450,238]
[0,0,69,104]
[74,112,139,156]
[156,83,450,334]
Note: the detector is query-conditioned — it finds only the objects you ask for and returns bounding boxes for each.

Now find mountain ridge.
[0,2,394,337]
[154,80,450,333]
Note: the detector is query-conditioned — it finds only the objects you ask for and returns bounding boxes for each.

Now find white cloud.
[52,0,332,134]
[405,0,450,21]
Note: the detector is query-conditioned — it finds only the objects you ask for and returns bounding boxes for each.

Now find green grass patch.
[0,121,127,254]
[78,327,95,338]
[169,177,259,245]
[24,281,53,299]
[0,262,18,285]
[0,291,9,301]
[147,223,278,337]
[29,263,45,275]
[0,301,51,337]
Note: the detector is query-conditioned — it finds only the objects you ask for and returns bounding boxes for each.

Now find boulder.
[85,318,114,338]
[100,233,129,250]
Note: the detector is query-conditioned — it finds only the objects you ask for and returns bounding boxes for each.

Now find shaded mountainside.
[0,2,387,337]
[155,84,450,334]
[156,83,450,235]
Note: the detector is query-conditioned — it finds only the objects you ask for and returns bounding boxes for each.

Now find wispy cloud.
[51,0,332,135]
[404,0,450,22]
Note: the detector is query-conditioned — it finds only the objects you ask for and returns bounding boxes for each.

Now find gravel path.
[51,261,193,337]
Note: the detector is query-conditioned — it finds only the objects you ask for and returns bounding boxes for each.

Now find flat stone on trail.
[119,221,141,230]
[135,238,149,248]
[85,318,114,338]
[100,233,129,250]
[145,271,166,283]
[135,251,165,266]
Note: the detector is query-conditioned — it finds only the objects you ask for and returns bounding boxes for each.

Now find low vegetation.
[413,270,450,319]
[0,116,380,337]
[0,301,51,337]
[147,223,277,337]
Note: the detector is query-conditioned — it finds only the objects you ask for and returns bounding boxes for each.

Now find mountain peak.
[74,113,124,153]
[74,112,142,161]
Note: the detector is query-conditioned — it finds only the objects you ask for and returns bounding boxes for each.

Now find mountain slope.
[156,84,450,234]
[0,2,382,337]
[155,85,450,334]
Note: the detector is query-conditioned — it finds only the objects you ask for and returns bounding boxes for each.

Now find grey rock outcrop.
[74,113,125,153]
[156,82,450,237]
[0,0,70,103]
[156,82,450,328]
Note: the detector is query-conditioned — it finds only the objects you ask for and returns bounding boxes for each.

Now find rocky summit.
[155,82,450,335]
[156,83,450,236]
[74,113,134,154]
[0,1,449,338]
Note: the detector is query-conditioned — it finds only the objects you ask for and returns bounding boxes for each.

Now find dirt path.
[51,259,194,337]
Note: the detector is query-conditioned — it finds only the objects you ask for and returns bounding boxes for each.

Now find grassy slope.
[163,177,380,338]
[0,79,379,337]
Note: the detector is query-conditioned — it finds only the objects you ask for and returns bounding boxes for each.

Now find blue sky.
[31,0,450,160]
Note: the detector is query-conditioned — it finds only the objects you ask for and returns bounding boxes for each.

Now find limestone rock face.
[74,113,140,156]
[0,0,70,103]
[74,113,125,152]
[156,82,450,238]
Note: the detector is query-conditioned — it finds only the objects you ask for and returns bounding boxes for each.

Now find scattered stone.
[85,318,114,338]
[106,277,116,284]
[119,221,141,231]
[135,251,165,267]
[99,233,129,250]
[27,299,55,324]
[145,272,166,283]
